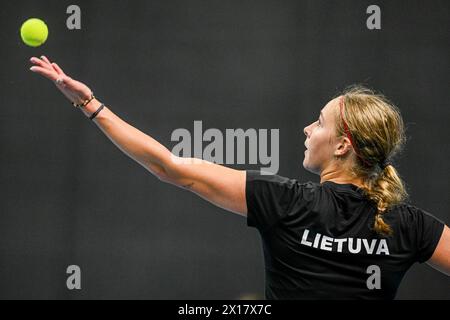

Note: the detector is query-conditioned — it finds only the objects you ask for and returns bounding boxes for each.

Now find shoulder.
[245,170,321,200]
[246,170,297,185]
[246,170,318,190]
[245,170,322,231]
[387,203,443,223]
[389,204,446,263]
[384,203,445,237]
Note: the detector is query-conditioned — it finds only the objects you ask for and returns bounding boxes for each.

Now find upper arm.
[159,156,248,216]
[427,225,450,276]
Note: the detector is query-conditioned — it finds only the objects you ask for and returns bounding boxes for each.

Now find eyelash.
[317,119,321,126]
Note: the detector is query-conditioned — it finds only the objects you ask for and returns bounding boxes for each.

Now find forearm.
[80,99,173,179]
[79,99,247,216]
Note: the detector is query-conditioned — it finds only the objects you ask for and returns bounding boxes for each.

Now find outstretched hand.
[29,56,93,105]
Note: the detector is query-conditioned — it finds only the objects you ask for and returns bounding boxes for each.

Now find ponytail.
[336,85,409,236]
[360,164,408,236]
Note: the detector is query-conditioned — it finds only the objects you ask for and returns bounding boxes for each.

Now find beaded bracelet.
[72,92,95,108]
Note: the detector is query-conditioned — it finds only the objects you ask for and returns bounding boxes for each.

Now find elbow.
[155,166,181,185]
[157,172,175,184]
[157,155,186,184]
[153,154,191,186]
[153,164,176,183]
[157,174,188,189]
[145,163,176,184]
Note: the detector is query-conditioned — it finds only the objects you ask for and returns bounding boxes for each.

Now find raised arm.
[427,225,450,276]
[29,56,247,216]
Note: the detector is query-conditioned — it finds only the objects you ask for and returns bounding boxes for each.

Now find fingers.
[40,55,52,65]
[30,56,53,72]
[52,63,66,76]
[41,56,65,76]
[29,56,68,80]
[29,57,79,94]
[29,66,58,81]
[29,56,64,82]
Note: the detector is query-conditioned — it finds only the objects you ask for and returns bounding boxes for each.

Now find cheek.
[310,130,334,155]
[310,129,327,148]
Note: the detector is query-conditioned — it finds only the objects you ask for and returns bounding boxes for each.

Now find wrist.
[80,99,102,118]
[72,92,95,108]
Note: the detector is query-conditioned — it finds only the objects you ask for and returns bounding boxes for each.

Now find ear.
[334,136,353,157]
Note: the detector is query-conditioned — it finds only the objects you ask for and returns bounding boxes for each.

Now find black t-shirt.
[245,170,445,300]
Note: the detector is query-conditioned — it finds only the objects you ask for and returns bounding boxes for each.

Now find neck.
[320,163,364,188]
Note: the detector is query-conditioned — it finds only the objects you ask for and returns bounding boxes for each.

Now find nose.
[303,124,310,138]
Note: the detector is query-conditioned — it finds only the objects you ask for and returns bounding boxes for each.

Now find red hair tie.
[339,96,371,167]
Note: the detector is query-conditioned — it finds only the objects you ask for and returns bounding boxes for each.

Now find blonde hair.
[335,85,408,236]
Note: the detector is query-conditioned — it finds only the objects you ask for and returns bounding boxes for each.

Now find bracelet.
[73,92,95,108]
[89,103,105,120]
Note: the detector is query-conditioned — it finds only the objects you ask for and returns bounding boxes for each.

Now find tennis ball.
[20,18,48,47]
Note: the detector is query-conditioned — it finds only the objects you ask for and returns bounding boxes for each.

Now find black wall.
[1,0,449,299]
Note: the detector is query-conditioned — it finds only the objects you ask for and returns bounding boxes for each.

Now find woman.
[29,56,449,299]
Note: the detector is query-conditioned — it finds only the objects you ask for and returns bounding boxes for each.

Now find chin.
[303,153,311,169]
[302,160,312,172]
[303,160,320,175]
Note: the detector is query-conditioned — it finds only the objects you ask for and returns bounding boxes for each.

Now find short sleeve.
[402,206,445,263]
[245,170,304,232]
[415,208,445,263]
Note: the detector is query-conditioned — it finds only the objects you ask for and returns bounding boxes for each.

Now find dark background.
[0,0,449,299]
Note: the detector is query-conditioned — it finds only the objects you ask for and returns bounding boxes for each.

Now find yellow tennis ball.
[20,18,48,47]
